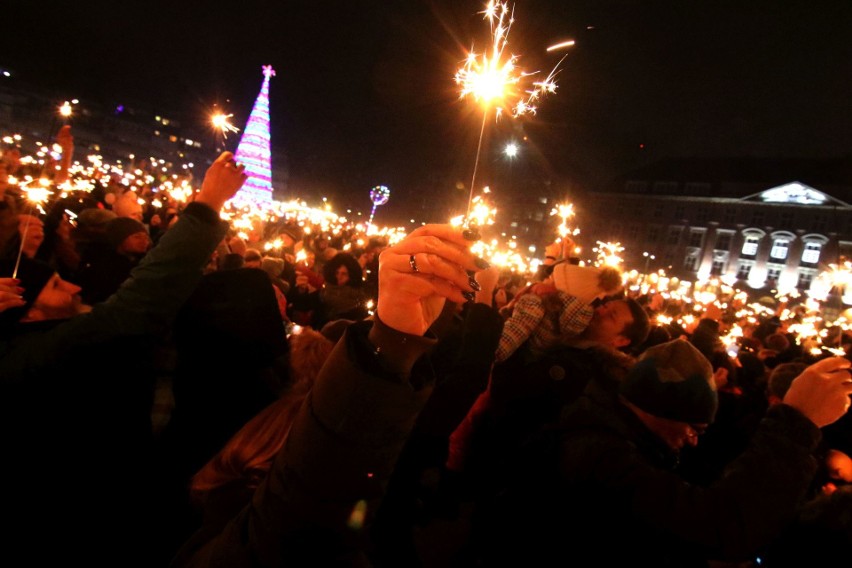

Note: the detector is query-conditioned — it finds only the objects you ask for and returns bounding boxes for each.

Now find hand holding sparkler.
[196,151,247,212]
[783,356,852,428]
[0,278,25,313]
[54,126,74,186]
[376,224,486,337]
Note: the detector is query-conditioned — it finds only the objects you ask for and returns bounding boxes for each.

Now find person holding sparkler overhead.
[0,151,246,566]
[170,224,487,567]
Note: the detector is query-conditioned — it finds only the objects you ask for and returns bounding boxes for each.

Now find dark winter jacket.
[171,317,439,567]
[0,202,227,566]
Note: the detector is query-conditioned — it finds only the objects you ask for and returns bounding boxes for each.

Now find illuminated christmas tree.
[234,65,275,203]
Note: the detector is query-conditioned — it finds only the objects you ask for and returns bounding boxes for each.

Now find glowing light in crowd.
[59,101,73,118]
[594,241,624,267]
[810,259,852,302]
[211,112,240,138]
[550,202,580,239]
[368,185,391,229]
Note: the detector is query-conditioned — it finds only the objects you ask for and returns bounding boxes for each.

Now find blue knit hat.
[621,339,718,424]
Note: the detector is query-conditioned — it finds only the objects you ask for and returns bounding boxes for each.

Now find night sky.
[3,0,852,221]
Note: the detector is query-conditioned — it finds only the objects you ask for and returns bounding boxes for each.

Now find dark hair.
[322,252,363,287]
[767,362,807,400]
[622,297,651,349]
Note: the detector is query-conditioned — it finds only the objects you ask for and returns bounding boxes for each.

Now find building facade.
[579,158,852,295]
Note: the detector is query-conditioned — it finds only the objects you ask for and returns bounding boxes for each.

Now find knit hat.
[279,225,301,244]
[105,217,147,249]
[551,262,623,305]
[260,256,285,279]
[77,208,117,230]
[620,339,717,424]
[0,256,56,326]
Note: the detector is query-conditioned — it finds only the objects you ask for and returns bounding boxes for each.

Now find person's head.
[764,331,791,353]
[766,361,807,404]
[190,328,333,503]
[551,262,623,304]
[279,226,300,250]
[0,257,89,327]
[582,298,650,350]
[322,252,363,287]
[105,217,150,256]
[112,192,144,222]
[620,339,717,452]
[76,207,117,237]
[244,248,262,269]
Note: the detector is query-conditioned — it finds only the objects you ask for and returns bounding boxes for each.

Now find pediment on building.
[741,182,850,206]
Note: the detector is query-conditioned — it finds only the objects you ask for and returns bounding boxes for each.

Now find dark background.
[3,0,852,221]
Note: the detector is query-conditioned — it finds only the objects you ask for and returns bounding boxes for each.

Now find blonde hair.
[190,328,335,502]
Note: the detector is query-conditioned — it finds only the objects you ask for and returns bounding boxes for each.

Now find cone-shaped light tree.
[234,65,275,204]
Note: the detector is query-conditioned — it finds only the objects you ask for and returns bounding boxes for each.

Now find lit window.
[736,262,752,280]
[770,240,789,260]
[742,236,759,256]
[801,242,821,264]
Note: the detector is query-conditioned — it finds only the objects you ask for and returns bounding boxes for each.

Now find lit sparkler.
[211,112,240,138]
[455,0,569,224]
[550,202,580,239]
[593,241,624,268]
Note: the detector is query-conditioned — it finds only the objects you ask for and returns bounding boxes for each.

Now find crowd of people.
[1,126,851,567]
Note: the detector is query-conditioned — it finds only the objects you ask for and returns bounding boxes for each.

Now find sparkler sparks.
[455,1,565,118]
[550,202,580,239]
[455,0,569,224]
[211,112,240,138]
[593,241,624,268]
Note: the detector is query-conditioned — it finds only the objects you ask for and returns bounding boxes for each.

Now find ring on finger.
[409,254,419,273]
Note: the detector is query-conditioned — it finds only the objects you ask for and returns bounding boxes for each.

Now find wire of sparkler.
[12,206,34,279]
[465,111,490,223]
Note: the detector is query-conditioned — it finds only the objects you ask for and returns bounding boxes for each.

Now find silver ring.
[409,254,419,273]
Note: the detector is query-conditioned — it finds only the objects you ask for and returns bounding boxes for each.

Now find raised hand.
[55,125,74,153]
[0,278,25,312]
[377,224,485,336]
[196,152,247,212]
[783,356,852,427]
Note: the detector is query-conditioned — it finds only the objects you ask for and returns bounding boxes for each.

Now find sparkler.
[550,202,580,239]
[211,112,240,138]
[11,179,54,278]
[593,241,624,268]
[455,0,569,224]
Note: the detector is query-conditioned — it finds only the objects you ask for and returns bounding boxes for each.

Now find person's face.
[25,273,90,321]
[119,231,151,255]
[335,265,349,286]
[646,415,707,452]
[584,300,633,348]
[245,257,262,269]
[826,449,852,483]
[628,403,707,452]
[296,274,310,288]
